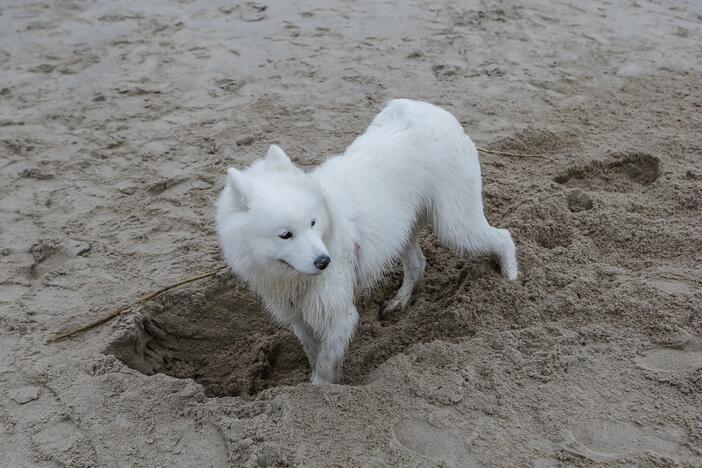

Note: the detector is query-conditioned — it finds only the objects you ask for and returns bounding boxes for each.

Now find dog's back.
[365,98,465,134]
[312,99,495,286]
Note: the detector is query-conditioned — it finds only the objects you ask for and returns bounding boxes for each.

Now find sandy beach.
[1,0,701,466]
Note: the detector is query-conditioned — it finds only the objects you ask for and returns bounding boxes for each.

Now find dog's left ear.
[227,168,248,210]
[264,145,299,173]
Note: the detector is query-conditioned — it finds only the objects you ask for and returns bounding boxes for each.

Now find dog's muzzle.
[314,255,331,270]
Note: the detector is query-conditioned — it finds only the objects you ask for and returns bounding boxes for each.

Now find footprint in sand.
[554,152,659,192]
[3,381,97,465]
[33,420,86,455]
[635,344,702,372]
[644,278,691,295]
[392,418,481,466]
[28,239,90,279]
[569,418,688,460]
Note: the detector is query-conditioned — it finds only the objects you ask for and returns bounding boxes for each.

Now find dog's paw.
[493,255,518,281]
[310,371,338,385]
[502,267,519,281]
[378,297,407,321]
[310,374,325,385]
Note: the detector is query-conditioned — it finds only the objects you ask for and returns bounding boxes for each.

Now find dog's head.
[216,145,332,278]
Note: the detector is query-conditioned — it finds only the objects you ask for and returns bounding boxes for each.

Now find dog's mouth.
[277,259,321,276]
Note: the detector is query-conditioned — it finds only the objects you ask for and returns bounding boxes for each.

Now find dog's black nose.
[314,255,331,270]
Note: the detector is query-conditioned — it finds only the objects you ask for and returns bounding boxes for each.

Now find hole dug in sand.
[107,279,311,398]
[107,239,512,397]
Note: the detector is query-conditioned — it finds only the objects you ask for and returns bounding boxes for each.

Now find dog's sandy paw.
[503,267,519,281]
[310,373,324,385]
[310,371,336,385]
[378,297,407,320]
[491,254,518,281]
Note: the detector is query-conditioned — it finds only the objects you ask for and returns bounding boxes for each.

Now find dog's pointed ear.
[227,168,248,210]
[264,145,298,173]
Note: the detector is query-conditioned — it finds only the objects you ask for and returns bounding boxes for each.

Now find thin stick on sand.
[47,268,228,344]
[477,147,548,159]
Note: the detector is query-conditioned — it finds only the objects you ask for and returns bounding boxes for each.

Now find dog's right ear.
[264,145,299,173]
[227,168,248,210]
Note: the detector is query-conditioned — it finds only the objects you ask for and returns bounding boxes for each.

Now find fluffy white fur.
[216,99,518,384]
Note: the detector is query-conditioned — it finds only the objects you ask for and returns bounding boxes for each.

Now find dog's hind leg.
[311,307,358,384]
[490,227,518,280]
[291,318,319,367]
[474,226,518,280]
[433,192,518,281]
[379,230,426,320]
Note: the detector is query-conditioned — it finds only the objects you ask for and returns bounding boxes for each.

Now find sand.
[1,0,702,466]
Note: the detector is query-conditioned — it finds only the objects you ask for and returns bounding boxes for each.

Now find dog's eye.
[279,231,293,240]
[311,219,316,227]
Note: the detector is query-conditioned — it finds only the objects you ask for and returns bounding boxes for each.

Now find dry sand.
[2,0,702,466]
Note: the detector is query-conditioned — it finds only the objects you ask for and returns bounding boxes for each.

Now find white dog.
[216,99,518,384]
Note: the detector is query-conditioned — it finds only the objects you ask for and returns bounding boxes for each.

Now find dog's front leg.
[291,318,319,368]
[311,307,359,384]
